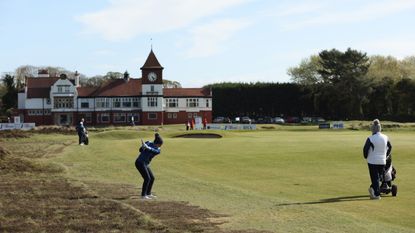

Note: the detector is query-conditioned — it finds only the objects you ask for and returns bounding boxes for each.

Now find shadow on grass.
[275,194,392,206]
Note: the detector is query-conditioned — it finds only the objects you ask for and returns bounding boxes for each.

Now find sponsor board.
[194,116,203,130]
[0,123,36,131]
[318,123,331,129]
[206,124,256,130]
[332,121,344,129]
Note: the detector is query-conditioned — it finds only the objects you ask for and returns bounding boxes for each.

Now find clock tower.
[141,49,164,84]
[140,49,164,125]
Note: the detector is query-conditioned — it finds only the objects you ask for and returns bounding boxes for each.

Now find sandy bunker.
[174,133,222,138]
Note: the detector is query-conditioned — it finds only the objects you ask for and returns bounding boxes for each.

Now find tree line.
[209,48,415,121]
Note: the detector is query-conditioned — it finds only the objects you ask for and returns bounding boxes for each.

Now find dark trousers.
[78,132,83,144]
[368,163,385,196]
[135,161,155,196]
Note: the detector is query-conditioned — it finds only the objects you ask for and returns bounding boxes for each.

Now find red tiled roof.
[164,88,211,97]
[78,78,142,97]
[25,76,210,98]
[76,87,99,97]
[141,50,163,69]
[26,77,59,98]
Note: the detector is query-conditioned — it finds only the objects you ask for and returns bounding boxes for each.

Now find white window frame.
[113,98,121,108]
[96,98,111,108]
[122,98,132,108]
[54,97,74,108]
[132,98,141,108]
[80,102,89,108]
[166,98,178,108]
[148,113,157,120]
[99,113,110,123]
[186,98,199,107]
[148,97,158,107]
[113,113,126,123]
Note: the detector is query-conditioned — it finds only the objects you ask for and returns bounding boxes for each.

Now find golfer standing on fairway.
[135,133,163,200]
[363,119,392,200]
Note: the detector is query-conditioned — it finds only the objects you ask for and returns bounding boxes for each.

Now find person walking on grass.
[135,133,163,200]
[76,118,86,145]
[363,119,392,200]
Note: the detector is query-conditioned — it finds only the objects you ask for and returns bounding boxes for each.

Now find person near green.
[363,119,392,200]
[135,133,163,200]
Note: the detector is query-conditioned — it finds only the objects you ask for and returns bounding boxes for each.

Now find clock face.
[148,72,157,82]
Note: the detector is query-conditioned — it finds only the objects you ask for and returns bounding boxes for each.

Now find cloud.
[280,0,415,30]
[185,18,251,58]
[275,1,325,17]
[76,0,250,41]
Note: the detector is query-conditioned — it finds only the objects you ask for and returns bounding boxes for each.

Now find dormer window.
[57,85,71,93]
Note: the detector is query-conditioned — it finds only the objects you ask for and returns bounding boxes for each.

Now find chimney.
[37,69,49,78]
[123,70,130,82]
[75,71,80,87]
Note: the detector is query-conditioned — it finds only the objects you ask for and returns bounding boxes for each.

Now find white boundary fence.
[0,123,36,131]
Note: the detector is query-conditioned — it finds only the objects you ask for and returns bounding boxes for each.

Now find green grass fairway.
[50,127,415,233]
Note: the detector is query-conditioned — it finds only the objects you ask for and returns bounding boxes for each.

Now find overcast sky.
[1,0,415,87]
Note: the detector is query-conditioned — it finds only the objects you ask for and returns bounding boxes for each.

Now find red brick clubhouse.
[17,50,212,126]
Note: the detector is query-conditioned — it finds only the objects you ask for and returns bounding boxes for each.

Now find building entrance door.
[55,113,73,126]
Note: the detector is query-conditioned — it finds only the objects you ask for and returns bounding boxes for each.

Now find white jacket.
[366,132,389,165]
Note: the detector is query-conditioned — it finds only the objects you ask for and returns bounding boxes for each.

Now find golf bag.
[380,154,397,196]
[82,131,89,145]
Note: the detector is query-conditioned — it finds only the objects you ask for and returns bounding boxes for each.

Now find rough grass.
[0,131,268,233]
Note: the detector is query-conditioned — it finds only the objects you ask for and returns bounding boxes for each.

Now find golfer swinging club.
[135,133,163,200]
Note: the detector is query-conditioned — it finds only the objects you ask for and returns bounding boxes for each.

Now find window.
[57,85,71,93]
[46,98,51,104]
[193,113,198,117]
[167,113,178,119]
[148,113,157,120]
[166,98,178,108]
[147,85,158,95]
[84,113,92,123]
[206,99,209,108]
[99,113,110,123]
[132,98,141,108]
[113,98,121,108]
[54,97,73,108]
[148,97,157,107]
[186,98,199,107]
[28,109,44,116]
[114,113,126,123]
[44,109,51,115]
[81,102,89,108]
[96,98,110,108]
[122,98,132,108]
